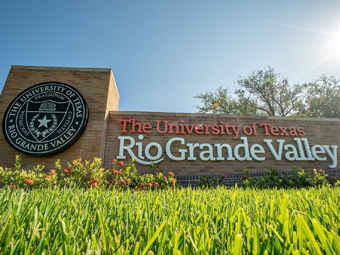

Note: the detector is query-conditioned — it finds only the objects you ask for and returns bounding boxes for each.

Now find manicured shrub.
[0,156,176,190]
[0,155,58,190]
[238,167,339,189]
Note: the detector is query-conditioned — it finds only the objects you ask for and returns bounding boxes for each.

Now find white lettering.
[166,138,187,161]
[250,144,265,161]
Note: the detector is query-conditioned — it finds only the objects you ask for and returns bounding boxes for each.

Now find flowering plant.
[238,167,330,189]
[55,157,107,188]
[0,155,57,189]
[108,159,176,190]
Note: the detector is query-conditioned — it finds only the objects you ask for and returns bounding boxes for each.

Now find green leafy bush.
[0,155,57,190]
[238,167,334,189]
[0,156,177,190]
[107,159,176,190]
[197,174,225,188]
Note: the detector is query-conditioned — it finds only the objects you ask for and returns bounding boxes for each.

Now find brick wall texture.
[0,65,119,169]
[104,112,340,177]
[1,66,340,183]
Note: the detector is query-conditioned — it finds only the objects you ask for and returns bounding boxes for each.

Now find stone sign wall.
[1,65,339,180]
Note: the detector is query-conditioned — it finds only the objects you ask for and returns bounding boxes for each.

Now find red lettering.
[184,124,195,134]
[180,120,185,134]
[219,121,225,134]
[156,120,168,134]
[297,127,305,136]
[251,122,259,135]
[142,123,152,133]
[204,125,211,134]
[230,126,241,139]
[169,124,180,134]
[119,119,131,133]
[260,123,271,135]
[131,119,142,133]
[270,126,279,136]
[224,124,232,135]
[278,126,289,136]
[195,125,204,134]
[211,125,220,135]
[288,127,298,136]
[243,126,253,135]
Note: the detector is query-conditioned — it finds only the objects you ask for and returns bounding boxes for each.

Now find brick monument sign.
[1,65,340,185]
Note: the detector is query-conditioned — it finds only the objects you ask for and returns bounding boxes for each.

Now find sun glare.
[325,27,340,58]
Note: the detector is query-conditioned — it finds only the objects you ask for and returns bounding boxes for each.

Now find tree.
[193,87,258,115]
[301,75,340,118]
[194,66,305,116]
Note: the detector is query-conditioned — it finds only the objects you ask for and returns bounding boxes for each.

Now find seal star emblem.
[37,115,52,128]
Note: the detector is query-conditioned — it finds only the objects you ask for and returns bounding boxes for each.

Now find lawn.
[0,186,339,254]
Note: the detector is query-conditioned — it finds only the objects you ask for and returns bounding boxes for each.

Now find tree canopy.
[194,66,340,118]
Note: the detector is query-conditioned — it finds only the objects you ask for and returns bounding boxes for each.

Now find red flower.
[126,179,131,184]
[90,182,96,188]
[142,187,146,190]
[134,186,139,190]
[292,177,296,180]
[319,170,325,174]
[241,178,244,181]
[118,161,124,166]
[168,172,174,177]
[154,182,159,187]
[93,179,99,183]
[113,179,117,182]
[171,187,174,190]
[163,176,167,180]
[64,169,70,173]
[45,175,50,178]
[51,172,55,176]
[202,178,206,181]
[112,159,117,163]
[114,170,118,174]
[120,181,126,185]
[244,175,248,179]
[221,174,226,178]
[111,169,115,172]
[83,166,86,170]
[77,158,82,163]
[10,185,17,189]
[147,183,152,187]
[140,184,145,187]
[103,172,105,175]
[170,178,175,184]
[70,160,74,164]
[24,179,33,185]
[117,171,121,175]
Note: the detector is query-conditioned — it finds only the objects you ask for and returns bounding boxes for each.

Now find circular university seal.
[2,82,89,156]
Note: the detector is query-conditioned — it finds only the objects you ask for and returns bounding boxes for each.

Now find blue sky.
[1,0,340,113]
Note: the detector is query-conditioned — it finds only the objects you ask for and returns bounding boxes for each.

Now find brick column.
[0,65,119,170]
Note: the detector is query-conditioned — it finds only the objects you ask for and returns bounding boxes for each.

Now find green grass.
[0,186,340,254]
